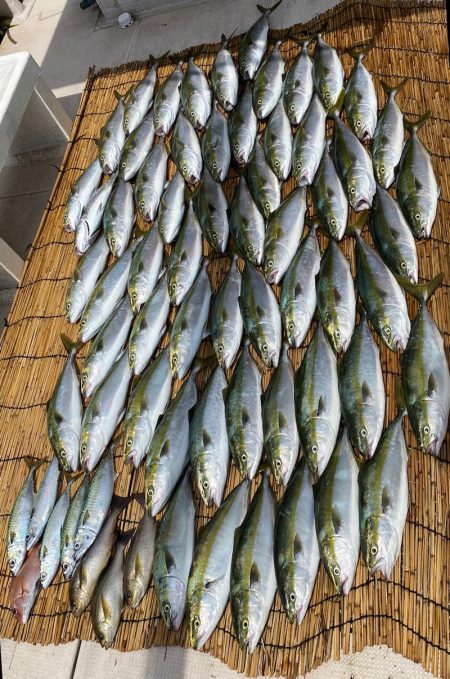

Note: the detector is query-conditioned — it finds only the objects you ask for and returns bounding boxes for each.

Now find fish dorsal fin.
[294,533,303,559]
[202,429,212,449]
[100,594,113,621]
[333,286,341,303]
[382,486,392,513]
[331,506,342,534]
[361,380,372,403]
[164,547,176,573]
[256,304,265,319]
[278,411,288,430]
[250,562,261,587]
[317,395,325,416]
[241,408,250,426]
[427,372,437,397]
[160,440,170,457]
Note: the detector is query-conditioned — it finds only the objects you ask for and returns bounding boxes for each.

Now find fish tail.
[291,32,314,47]
[326,89,345,120]
[192,353,217,375]
[149,50,170,66]
[221,28,237,47]
[111,493,133,513]
[380,77,408,98]
[346,211,369,237]
[133,492,145,509]
[23,456,46,471]
[257,0,283,15]
[404,110,431,133]
[312,20,328,39]
[395,271,443,303]
[60,333,84,356]
[346,40,374,61]
[64,470,84,487]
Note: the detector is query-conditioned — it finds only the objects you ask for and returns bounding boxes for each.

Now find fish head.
[376,308,410,352]
[168,273,184,306]
[95,620,116,649]
[75,220,91,255]
[80,363,97,400]
[7,541,26,577]
[73,526,95,562]
[11,584,37,625]
[325,209,347,241]
[128,339,143,375]
[123,105,140,136]
[281,567,315,625]
[412,399,445,455]
[263,252,280,285]
[232,132,253,166]
[294,153,317,186]
[55,426,80,472]
[123,420,151,468]
[208,225,227,253]
[303,419,336,478]
[323,309,353,354]
[186,97,208,131]
[61,550,76,580]
[80,423,105,472]
[63,198,82,232]
[160,576,186,630]
[137,193,157,223]
[125,577,145,609]
[25,518,40,550]
[234,587,265,653]
[154,106,172,137]
[65,282,87,324]
[39,557,52,589]
[406,201,433,240]
[284,306,309,349]
[255,333,279,369]
[145,462,171,516]
[266,435,295,486]
[106,226,128,258]
[195,458,225,507]
[347,175,374,212]
[351,413,381,459]
[373,159,394,189]
[352,113,372,142]
[239,47,259,81]
[99,141,120,175]
[188,584,221,650]
[322,535,357,595]
[362,515,399,579]
[217,83,237,112]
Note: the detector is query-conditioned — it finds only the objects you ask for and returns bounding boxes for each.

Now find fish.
[396,111,439,240]
[123,53,168,134]
[144,372,199,516]
[75,172,117,254]
[246,137,281,219]
[280,224,321,348]
[372,78,408,189]
[73,449,115,562]
[61,476,89,579]
[240,262,282,368]
[171,111,203,185]
[65,235,110,324]
[229,82,258,166]
[124,503,156,608]
[263,186,307,284]
[359,399,408,578]
[10,543,41,624]
[312,140,348,241]
[81,296,134,399]
[295,322,341,479]
[211,256,243,369]
[349,221,410,352]
[123,347,172,468]
[238,0,283,81]
[187,480,249,650]
[189,366,229,507]
[252,40,284,119]
[262,96,293,180]
[339,313,385,459]
[283,37,313,125]
[180,56,212,130]
[79,241,138,343]
[230,473,277,653]
[128,274,170,376]
[201,104,231,182]
[47,334,83,472]
[275,458,320,624]
[369,186,418,283]
[225,340,263,479]
[64,158,103,232]
[263,343,300,485]
[7,458,45,576]
[91,530,132,648]
[167,197,203,306]
[153,471,195,629]
[135,141,169,222]
[211,32,239,111]
[330,93,376,211]
[80,350,131,471]
[291,94,327,186]
[312,32,344,110]
[127,226,164,313]
[70,495,127,615]
[103,178,135,257]
[119,111,155,181]
[314,427,360,595]
[316,239,356,353]
[157,170,186,244]
[229,174,265,265]
[39,478,75,588]
[344,43,377,142]
[98,92,127,174]
[169,261,211,380]
[398,273,450,456]
[25,456,60,550]
[195,167,229,252]
[153,61,184,137]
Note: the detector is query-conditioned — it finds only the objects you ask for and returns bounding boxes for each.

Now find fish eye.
[81,444,87,454]
[124,117,129,125]
[172,355,178,366]
[274,160,279,168]
[212,162,218,170]
[275,459,282,469]
[147,487,154,497]
[289,592,296,602]
[423,425,430,435]
[262,343,268,352]
[62,563,69,572]
[330,218,336,227]
[60,449,67,459]
[80,319,86,327]
[370,545,378,556]
[81,374,87,383]
[74,541,80,550]
[242,618,249,629]
[155,115,159,123]
[241,453,247,463]
[202,480,209,489]
[9,559,15,569]
[350,187,356,195]
[288,321,295,332]
[415,213,421,221]
[130,352,136,362]
[267,259,274,268]
[360,428,367,438]
[190,111,195,119]
[66,302,71,311]
[325,92,331,100]
[257,99,262,106]
[248,244,254,253]
[218,344,224,354]
[334,329,341,339]
[98,633,104,641]
[242,60,247,67]
[312,444,318,454]
[211,232,217,242]
[296,161,302,171]
[356,120,361,128]
[163,603,171,614]
[333,565,340,576]
[121,161,127,168]
[126,439,133,448]
[400,261,407,269]
[111,238,116,247]
[170,281,177,291]
[289,104,295,112]
[264,202,270,212]
[139,201,146,210]
[40,573,46,582]
[380,166,385,175]
[25,533,30,542]
[193,616,201,629]
[100,154,105,161]
[131,292,137,301]
[234,143,239,152]
[384,325,391,336]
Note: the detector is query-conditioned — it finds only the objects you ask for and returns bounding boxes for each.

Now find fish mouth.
[359,129,371,143]
[341,574,351,596]
[103,163,113,175]
[297,170,311,186]
[416,227,427,241]
[424,433,439,455]
[370,558,388,579]
[268,348,279,368]
[156,124,166,136]
[394,337,405,352]
[266,268,279,284]
[81,453,93,471]
[354,197,371,211]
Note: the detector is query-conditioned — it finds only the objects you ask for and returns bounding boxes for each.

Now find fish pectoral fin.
[139,318,148,330]
[361,380,373,403]
[42,545,48,559]
[294,533,303,559]
[294,282,302,298]
[382,486,392,513]
[180,251,188,262]
[333,286,342,303]
[54,412,64,425]
[79,562,88,586]
[317,395,326,416]
[135,552,144,578]
[278,411,288,430]
[241,408,250,426]
[100,594,113,622]
[256,304,265,320]
[139,398,149,415]
[9,531,15,543]
[249,562,261,588]
[164,547,176,574]
[138,261,145,273]
[202,429,213,449]
[222,308,229,322]
[326,186,335,198]
[427,372,437,397]
[181,318,188,332]
[83,509,90,523]
[160,440,170,457]
[414,177,423,192]
[331,507,342,534]
[64,533,70,547]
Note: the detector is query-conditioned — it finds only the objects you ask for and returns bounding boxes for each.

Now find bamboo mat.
[0,0,448,677]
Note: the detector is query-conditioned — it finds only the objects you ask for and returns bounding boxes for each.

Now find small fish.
[201,105,231,182]
[153,472,195,629]
[230,474,277,653]
[153,61,184,136]
[246,137,281,219]
[135,141,169,222]
[263,186,307,284]
[280,224,321,348]
[119,111,155,181]
[317,240,356,353]
[48,334,83,472]
[80,351,131,471]
[127,226,164,313]
[211,32,239,111]
[240,262,282,368]
[295,323,341,479]
[123,53,168,134]
[7,458,45,576]
[339,313,385,458]
[312,141,348,241]
[40,479,75,588]
[128,274,170,376]
[211,257,243,369]
[263,343,300,485]
[65,235,109,324]
[229,175,265,265]
[195,167,229,253]
[61,476,89,579]
[396,111,439,240]
[158,171,186,244]
[312,32,344,110]
[167,198,203,306]
[171,111,203,185]
[98,92,127,174]
[253,40,284,119]
[124,504,156,608]
[275,458,320,623]
[225,340,263,479]
[10,544,41,624]
[181,56,212,131]
[292,94,327,186]
[314,427,360,595]
[263,97,293,180]
[75,173,117,255]
[187,480,248,650]
[103,178,135,257]
[344,43,377,141]
[230,82,258,166]
[64,159,103,232]
[238,0,283,81]
[372,78,408,188]
[189,366,229,507]
[26,457,60,550]
[283,37,314,125]
[123,347,172,468]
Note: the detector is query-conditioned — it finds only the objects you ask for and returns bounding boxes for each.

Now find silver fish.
[26,456,59,550]
[201,104,231,182]
[127,226,164,313]
[312,32,344,110]
[253,40,284,119]
[283,37,313,125]
[180,56,212,131]
[75,173,117,255]
[238,0,283,81]
[195,167,229,253]
[123,54,167,134]
[211,33,239,111]
[65,235,109,324]
[135,141,168,222]
[39,481,73,588]
[120,112,155,181]
[153,61,184,137]
[61,476,89,579]
[229,175,265,265]
[124,507,156,608]
[372,78,408,189]
[263,96,293,180]
[230,82,258,166]
[211,256,243,369]
[247,137,281,219]
[167,199,203,306]
[98,93,127,175]
[292,94,327,186]
[103,178,135,257]
[344,44,377,141]
[158,170,186,244]
[312,141,348,241]
[64,159,103,232]
[171,111,203,185]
